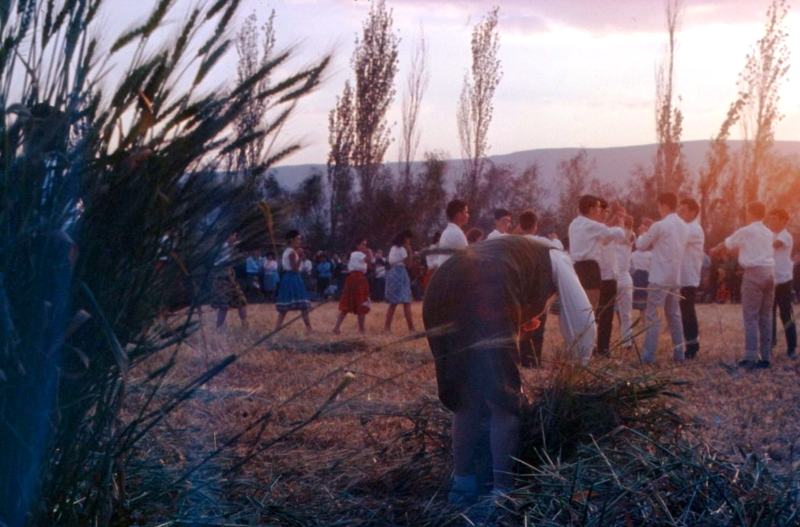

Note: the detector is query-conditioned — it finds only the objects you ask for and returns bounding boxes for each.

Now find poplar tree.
[351,0,400,203]
[653,0,687,194]
[457,7,502,216]
[328,81,356,247]
[737,0,790,204]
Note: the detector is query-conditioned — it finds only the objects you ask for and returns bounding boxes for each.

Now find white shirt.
[425,244,439,269]
[486,229,506,240]
[635,212,689,287]
[568,215,627,264]
[774,229,794,284]
[523,234,564,250]
[630,250,652,272]
[680,219,705,288]
[724,221,775,269]
[388,246,408,266]
[549,250,596,366]
[281,248,296,271]
[375,261,386,279]
[348,250,369,273]
[438,223,468,266]
[300,259,313,274]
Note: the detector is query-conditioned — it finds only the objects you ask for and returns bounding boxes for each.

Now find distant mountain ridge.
[270,140,800,200]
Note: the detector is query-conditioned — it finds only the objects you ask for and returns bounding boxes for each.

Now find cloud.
[388,0,772,34]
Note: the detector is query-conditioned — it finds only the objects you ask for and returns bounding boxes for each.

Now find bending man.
[423,236,595,503]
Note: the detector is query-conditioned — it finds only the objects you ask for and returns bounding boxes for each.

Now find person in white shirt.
[486,208,512,240]
[333,237,373,334]
[677,198,705,360]
[635,192,689,364]
[275,231,313,332]
[517,209,563,367]
[437,199,469,267]
[610,202,636,350]
[767,208,796,358]
[384,230,417,333]
[595,199,633,357]
[424,236,594,505]
[568,195,628,310]
[710,201,775,369]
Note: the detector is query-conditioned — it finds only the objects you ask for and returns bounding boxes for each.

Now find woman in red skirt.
[333,237,373,334]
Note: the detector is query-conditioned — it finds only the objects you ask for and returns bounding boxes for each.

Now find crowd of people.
[206,193,796,516]
[419,194,795,513]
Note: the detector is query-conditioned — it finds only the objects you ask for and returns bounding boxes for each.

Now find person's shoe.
[756,360,771,369]
[738,359,757,370]
[788,349,797,359]
[448,475,479,506]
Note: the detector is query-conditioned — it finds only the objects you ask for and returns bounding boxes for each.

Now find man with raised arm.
[636,192,689,364]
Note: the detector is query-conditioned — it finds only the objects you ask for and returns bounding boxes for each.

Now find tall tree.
[398,29,430,195]
[328,81,356,248]
[351,0,400,203]
[457,6,502,215]
[737,0,790,204]
[653,0,687,194]
[232,10,277,180]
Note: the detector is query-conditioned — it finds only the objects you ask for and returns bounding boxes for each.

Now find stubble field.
[123,301,800,526]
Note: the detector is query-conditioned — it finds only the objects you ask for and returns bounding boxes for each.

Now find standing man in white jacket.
[678,198,705,359]
[636,192,689,364]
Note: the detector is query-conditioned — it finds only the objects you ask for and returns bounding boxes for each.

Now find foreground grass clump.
[513,431,799,526]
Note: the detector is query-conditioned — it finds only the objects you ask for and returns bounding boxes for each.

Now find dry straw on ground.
[122,301,800,525]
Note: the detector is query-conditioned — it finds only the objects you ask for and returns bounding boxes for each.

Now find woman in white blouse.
[333,238,373,334]
[384,230,416,333]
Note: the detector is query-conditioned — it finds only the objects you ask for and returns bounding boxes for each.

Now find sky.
[100,0,800,166]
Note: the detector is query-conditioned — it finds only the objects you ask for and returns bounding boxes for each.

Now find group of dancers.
[229,229,419,334]
[421,193,796,512]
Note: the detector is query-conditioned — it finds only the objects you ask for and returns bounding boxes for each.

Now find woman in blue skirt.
[275,230,313,332]
[383,230,416,333]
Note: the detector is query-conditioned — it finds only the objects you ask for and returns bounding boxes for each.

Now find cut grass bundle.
[519,357,687,464]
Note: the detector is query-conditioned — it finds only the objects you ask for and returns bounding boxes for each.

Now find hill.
[270,140,800,202]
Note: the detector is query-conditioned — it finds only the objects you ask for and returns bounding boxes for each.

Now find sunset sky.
[105,0,800,166]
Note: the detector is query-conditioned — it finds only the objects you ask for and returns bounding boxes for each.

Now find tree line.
[239,0,799,253]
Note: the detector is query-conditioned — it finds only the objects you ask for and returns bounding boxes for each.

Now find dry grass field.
[123,301,800,526]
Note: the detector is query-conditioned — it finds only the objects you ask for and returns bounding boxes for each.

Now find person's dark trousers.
[679,286,700,358]
[773,280,797,356]
[596,280,617,356]
[520,313,547,368]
